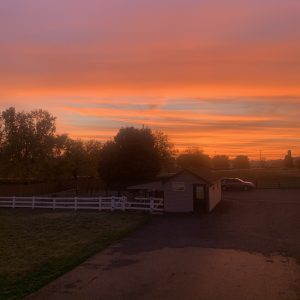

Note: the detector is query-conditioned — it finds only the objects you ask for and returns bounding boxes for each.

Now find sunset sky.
[1,0,300,159]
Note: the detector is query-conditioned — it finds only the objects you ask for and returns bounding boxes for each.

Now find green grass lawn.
[214,168,300,187]
[0,209,150,300]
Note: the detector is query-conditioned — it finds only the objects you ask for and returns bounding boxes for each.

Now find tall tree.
[0,114,4,161]
[232,155,250,169]
[63,139,88,180]
[212,155,230,170]
[82,139,102,177]
[98,127,174,188]
[0,107,103,181]
[177,148,211,170]
[0,107,56,180]
[153,130,176,171]
[46,133,69,180]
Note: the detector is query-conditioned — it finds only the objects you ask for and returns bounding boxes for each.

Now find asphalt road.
[27,189,300,300]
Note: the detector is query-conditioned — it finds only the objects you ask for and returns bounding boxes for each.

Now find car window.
[223,179,240,183]
[224,179,233,183]
[231,179,240,183]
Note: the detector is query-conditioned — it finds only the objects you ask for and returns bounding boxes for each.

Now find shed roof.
[163,168,217,184]
[127,168,220,191]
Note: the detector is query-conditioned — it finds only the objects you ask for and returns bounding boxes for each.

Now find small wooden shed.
[127,168,222,213]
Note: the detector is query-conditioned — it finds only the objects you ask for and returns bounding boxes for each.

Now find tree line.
[0,107,102,182]
[0,107,263,187]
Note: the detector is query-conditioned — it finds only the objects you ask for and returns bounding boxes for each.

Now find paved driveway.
[28,189,300,300]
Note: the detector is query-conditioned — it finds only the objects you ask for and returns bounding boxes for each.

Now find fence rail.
[0,196,164,213]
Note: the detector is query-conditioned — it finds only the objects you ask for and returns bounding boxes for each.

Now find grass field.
[0,209,149,300]
[214,168,300,188]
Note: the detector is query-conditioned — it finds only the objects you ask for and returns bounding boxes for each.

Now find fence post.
[74,197,78,211]
[111,196,115,211]
[150,197,154,213]
[32,196,35,209]
[98,196,102,211]
[53,198,56,210]
[12,196,15,209]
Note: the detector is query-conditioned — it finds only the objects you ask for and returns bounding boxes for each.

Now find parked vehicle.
[221,178,255,191]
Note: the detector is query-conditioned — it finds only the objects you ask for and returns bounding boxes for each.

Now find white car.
[221,178,256,191]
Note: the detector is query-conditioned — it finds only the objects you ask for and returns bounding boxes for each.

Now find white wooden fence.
[0,196,164,213]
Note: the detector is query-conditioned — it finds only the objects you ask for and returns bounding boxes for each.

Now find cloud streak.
[53,97,300,159]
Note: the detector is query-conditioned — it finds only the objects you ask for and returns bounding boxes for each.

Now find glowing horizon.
[1,0,300,159]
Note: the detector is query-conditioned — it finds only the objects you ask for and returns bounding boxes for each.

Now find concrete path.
[27,190,300,300]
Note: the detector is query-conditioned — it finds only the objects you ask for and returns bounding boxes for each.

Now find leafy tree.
[177,148,211,170]
[212,155,230,170]
[48,137,102,180]
[0,107,57,180]
[0,107,104,181]
[232,155,250,169]
[62,139,88,180]
[153,130,176,171]
[0,115,4,161]
[83,139,102,177]
[98,127,174,188]
[45,134,69,180]
[0,115,4,147]
[97,140,121,187]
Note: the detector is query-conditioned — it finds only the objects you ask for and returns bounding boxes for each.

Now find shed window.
[172,182,185,191]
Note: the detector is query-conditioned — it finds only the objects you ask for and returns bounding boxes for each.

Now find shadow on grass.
[0,210,150,300]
